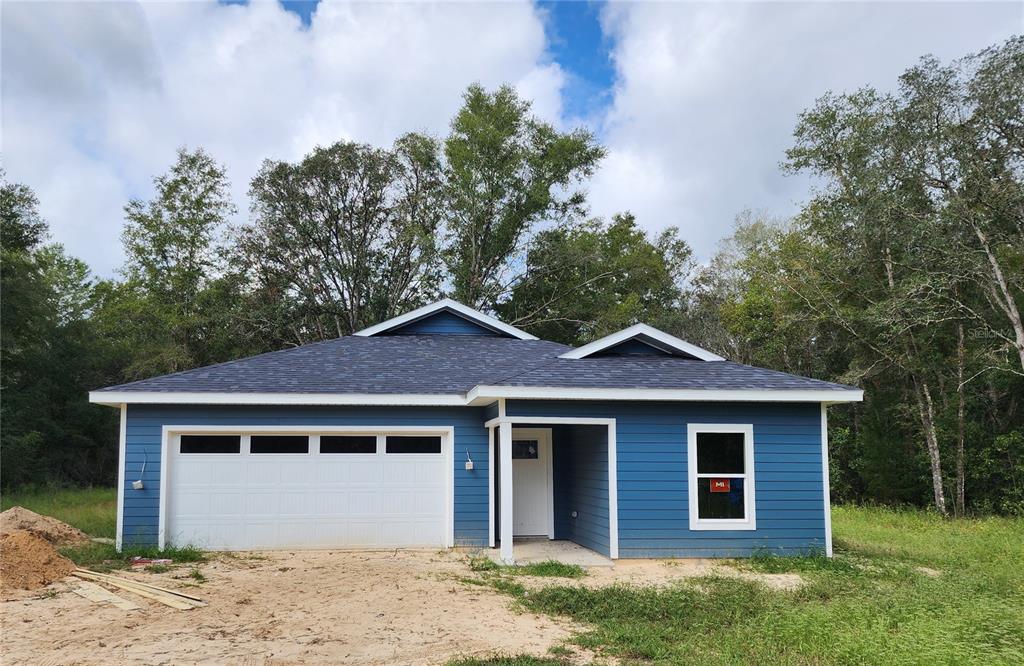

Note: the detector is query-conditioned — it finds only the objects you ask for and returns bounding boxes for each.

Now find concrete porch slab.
[484,539,614,567]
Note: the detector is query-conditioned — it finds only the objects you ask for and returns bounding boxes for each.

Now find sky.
[3,0,1021,278]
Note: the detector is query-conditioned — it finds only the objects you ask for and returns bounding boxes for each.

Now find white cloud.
[2,0,562,276]
[589,1,1022,259]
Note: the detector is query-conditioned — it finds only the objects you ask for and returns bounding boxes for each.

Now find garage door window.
[179,435,241,454]
[385,435,442,454]
[250,435,309,454]
[320,435,377,454]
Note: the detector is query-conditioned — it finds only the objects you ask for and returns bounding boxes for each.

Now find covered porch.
[486,412,618,564]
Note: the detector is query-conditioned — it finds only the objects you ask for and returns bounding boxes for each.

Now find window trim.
[687,423,756,531]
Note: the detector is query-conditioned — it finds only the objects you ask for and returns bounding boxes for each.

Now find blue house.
[89,299,862,562]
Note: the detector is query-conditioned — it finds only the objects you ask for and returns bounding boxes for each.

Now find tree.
[443,84,605,308]
[118,148,238,376]
[0,175,118,488]
[240,135,444,343]
[498,213,693,345]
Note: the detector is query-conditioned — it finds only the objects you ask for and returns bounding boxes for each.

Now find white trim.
[488,415,618,560]
[157,425,455,550]
[498,421,514,563]
[821,403,834,557]
[353,298,538,340]
[91,391,465,406]
[687,423,757,531]
[488,426,496,548]
[115,404,126,552]
[510,427,554,539]
[559,323,725,361]
[470,386,863,405]
[607,423,619,559]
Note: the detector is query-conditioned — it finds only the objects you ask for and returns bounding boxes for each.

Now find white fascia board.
[559,323,724,361]
[89,391,465,406]
[468,385,864,404]
[352,298,538,340]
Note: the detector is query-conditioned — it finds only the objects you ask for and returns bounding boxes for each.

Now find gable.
[384,310,505,336]
[590,336,699,358]
[560,324,724,361]
[354,298,537,340]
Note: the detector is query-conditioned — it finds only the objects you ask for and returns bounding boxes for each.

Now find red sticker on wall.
[710,479,731,493]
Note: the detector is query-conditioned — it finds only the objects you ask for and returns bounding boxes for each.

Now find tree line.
[2,38,1021,516]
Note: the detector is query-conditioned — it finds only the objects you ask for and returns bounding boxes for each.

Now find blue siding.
[552,425,610,556]
[121,405,489,547]
[508,400,826,558]
[386,310,502,336]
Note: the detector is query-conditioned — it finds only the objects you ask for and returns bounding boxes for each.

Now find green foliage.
[241,136,443,343]
[481,506,1024,665]
[499,213,693,345]
[0,174,119,489]
[444,83,605,307]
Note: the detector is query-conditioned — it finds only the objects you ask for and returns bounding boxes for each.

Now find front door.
[511,428,552,537]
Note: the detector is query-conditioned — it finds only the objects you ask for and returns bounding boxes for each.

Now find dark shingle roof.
[490,357,851,391]
[96,336,570,394]
[95,334,857,395]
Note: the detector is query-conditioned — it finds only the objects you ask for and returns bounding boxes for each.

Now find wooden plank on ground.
[74,569,206,604]
[71,571,198,610]
[72,581,141,610]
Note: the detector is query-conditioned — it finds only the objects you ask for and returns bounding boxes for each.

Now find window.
[687,424,755,530]
[512,440,539,459]
[250,435,309,454]
[180,435,240,454]
[320,435,377,454]
[385,436,441,454]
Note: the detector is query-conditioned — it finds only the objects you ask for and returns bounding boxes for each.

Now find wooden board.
[72,581,141,610]
[71,571,198,610]
[74,569,205,604]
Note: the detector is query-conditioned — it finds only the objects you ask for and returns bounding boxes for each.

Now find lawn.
[1,486,116,538]
[463,506,1024,665]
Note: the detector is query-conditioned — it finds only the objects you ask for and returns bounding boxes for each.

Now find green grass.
[449,658,569,666]
[58,541,206,572]
[1,486,117,538]
[469,556,586,578]
[469,506,1024,665]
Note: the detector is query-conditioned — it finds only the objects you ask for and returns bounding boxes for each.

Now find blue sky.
[4,1,1020,277]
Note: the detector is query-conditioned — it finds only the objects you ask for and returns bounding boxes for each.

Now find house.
[89,299,862,562]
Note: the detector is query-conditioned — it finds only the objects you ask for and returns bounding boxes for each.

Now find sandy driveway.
[1,549,577,665]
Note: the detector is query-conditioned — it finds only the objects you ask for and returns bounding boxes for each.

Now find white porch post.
[499,420,514,563]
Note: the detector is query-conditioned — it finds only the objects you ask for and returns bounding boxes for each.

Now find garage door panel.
[167,430,448,550]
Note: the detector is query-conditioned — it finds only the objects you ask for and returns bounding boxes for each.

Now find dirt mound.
[0,506,88,545]
[1,529,76,592]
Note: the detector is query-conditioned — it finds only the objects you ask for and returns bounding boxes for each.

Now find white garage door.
[164,429,451,550]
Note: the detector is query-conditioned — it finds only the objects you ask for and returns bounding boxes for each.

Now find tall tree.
[443,84,605,308]
[241,135,443,343]
[118,147,237,377]
[0,175,118,488]
[498,213,693,345]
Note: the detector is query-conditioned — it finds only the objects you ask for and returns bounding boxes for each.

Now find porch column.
[499,420,514,563]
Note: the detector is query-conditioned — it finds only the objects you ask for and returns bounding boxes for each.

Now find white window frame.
[687,423,756,531]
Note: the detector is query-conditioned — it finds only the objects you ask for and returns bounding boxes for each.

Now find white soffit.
[353,298,538,340]
[559,323,725,361]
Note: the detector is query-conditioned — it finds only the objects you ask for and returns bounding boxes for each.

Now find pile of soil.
[0,506,89,545]
[0,529,76,592]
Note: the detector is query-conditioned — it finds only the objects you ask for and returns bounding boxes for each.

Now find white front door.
[511,428,552,537]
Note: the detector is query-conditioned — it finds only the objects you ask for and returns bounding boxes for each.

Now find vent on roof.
[560,324,724,361]
[354,298,538,340]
